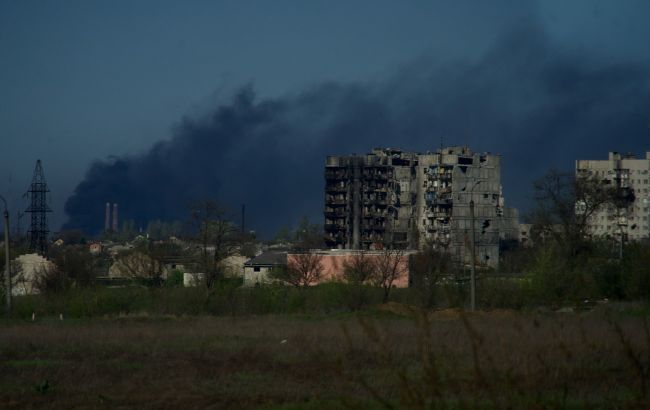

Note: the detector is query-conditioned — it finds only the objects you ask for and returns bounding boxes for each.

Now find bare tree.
[189,201,240,288]
[531,169,618,260]
[51,246,97,288]
[342,251,377,310]
[112,250,166,286]
[409,248,452,308]
[373,248,406,303]
[272,251,324,288]
[342,251,377,285]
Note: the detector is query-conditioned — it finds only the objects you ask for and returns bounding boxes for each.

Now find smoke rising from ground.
[64,20,650,237]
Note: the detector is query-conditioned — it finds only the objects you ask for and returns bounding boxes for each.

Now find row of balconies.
[324,223,346,232]
[361,234,385,243]
[362,222,386,230]
[325,168,349,180]
[324,208,348,217]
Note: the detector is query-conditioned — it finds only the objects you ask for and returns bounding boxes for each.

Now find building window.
[254,266,261,272]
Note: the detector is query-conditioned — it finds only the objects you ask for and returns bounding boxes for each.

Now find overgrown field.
[1,305,649,409]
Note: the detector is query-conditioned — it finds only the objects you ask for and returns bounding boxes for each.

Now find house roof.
[244,251,287,267]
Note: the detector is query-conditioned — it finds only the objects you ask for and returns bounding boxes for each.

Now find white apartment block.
[576,151,650,241]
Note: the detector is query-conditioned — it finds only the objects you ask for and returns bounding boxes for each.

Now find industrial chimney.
[105,202,111,231]
[112,203,119,232]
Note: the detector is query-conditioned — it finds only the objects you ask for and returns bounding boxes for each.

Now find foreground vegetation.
[1,306,649,409]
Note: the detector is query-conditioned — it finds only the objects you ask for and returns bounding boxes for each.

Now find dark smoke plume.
[64,21,650,237]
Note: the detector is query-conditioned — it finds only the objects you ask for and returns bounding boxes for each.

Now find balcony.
[326,184,348,193]
[326,197,348,205]
[324,223,346,231]
[362,224,386,231]
[324,208,347,217]
[325,169,349,180]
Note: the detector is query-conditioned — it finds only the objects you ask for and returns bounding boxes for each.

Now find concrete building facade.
[576,151,650,241]
[324,147,519,267]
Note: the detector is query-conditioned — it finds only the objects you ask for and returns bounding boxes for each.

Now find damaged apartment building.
[576,151,650,241]
[324,147,519,268]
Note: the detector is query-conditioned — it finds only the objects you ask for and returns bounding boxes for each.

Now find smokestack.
[105,202,111,231]
[112,203,119,232]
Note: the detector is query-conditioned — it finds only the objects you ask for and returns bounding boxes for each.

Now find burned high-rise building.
[324,147,518,267]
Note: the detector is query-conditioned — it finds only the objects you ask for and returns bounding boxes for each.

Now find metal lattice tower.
[25,160,52,255]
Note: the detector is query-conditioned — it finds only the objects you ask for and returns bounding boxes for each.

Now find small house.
[243,251,287,286]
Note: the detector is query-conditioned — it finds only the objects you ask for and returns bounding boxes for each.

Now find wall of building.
[11,253,56,296]
[242,250,412,287]
[243,266,276,286]
[298,250,412,287]
[576,151,650,241]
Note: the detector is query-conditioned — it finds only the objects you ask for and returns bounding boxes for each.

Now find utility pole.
[0,195,11,316]
[469,180,482,312]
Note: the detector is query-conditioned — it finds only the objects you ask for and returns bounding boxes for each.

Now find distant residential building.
[89,242,103,255]
[576,151,650,241]
[519,223,532,246]
[518,223,563,247]
[324,147,519,267]
[243,251,287,286]
[183,272,205,287]
[11,254,56,296]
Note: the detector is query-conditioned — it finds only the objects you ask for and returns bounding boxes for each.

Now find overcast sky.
[1,0,649,235]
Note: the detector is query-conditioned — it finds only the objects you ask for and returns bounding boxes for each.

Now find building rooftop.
[244,251,287,266]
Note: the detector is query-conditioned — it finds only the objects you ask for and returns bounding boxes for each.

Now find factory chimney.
[105,202,111,231]
[112,203,119,232]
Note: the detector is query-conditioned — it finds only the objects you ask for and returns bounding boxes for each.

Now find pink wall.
[287,252,411,288]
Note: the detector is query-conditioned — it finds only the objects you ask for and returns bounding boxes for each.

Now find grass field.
[1,305,649,409]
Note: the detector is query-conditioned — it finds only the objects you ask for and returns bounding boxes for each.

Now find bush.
[620,243,650,300]
[165,270,184,287]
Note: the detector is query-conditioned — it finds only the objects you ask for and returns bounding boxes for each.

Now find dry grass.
[0,307,648,409]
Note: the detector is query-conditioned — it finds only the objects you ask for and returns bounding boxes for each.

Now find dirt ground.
[1,307,648,409]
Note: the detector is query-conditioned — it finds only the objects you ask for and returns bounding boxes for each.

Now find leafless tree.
[409,248,452,308]
[272,251,324,288]
[113,250,166,286]
[342,251,377,310]
[373,248,407,303]
[342,251,377,285]
[189,201,240,288]
[531,169,618,259]
[51,246,97,288]
[32,261,67,294]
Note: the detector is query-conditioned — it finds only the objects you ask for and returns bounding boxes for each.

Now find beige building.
[576,151,650,241]
[11,253,56,296]
[324,147,519,268]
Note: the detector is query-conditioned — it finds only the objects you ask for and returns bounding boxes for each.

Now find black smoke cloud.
[64,21,650,237]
